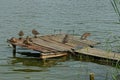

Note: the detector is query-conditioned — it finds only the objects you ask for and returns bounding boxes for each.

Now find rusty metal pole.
[90,73,94,80]
[12,45,16,57]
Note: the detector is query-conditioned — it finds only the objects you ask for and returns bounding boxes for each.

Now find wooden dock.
[7,33,120,63]
[76,47,120,61]
[7,33,99,59]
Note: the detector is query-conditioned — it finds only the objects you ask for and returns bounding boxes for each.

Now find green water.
[0,0,120,80]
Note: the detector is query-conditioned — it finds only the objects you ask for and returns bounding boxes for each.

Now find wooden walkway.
[7,34,120,61]
[76,47,120,61]
[8,34,99,50]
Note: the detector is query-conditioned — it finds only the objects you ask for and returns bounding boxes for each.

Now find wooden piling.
[12,45,16,57]
[90,73,94,80]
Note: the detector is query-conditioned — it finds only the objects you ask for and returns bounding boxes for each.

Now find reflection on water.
[0,53,119,80]
[13,69,47,72]
[10,56,68,68]
[8,56,68,73]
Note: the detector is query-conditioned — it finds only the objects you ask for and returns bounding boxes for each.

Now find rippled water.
[0,0,120,80]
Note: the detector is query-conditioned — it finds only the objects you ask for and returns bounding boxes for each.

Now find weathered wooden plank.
[8,38,57,53]
[76,47,120,60]
[40,52,68,59]
[32,37,73,51]
[32,38,69,51]
[41,34,100,47]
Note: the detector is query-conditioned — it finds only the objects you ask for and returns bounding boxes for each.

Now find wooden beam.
[90,73,94,80]
[40,52,68,59]
[12,44,16,57]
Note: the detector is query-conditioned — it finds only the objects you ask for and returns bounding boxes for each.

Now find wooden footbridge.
[7,31,120,64]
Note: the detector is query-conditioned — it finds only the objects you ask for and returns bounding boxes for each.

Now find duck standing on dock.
[23,36,32,45]
[62,34,69,44]
[18,30,24,39]
[80,32,91,40]
[32,29,40,38]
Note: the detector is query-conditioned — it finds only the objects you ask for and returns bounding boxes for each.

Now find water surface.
[0,0,120,80]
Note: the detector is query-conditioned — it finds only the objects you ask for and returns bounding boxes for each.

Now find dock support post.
[90,73,94,80]
[12,45,16,57]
